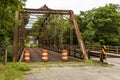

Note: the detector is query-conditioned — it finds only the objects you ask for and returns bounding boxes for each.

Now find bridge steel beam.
[13,11,19,62]
[70,10,88,60]
[13,12,25,62]
[23,8,70,15]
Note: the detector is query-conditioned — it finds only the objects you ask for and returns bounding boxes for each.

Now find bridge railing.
[41,44,120,59]
[42,44,120,54]
[85,45,120,54]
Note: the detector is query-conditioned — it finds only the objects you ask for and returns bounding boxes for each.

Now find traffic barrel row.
[24,49,69,62]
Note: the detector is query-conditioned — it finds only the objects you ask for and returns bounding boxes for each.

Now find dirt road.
[24,57,120,80]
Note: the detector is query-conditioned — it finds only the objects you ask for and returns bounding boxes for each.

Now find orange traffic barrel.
[42,49,48,62]
[24,49,30,62]
[62,49,68,61]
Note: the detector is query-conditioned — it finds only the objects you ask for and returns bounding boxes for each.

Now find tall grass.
[0,62,31,80]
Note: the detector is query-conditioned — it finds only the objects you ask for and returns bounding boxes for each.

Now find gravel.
[24,58,120,80]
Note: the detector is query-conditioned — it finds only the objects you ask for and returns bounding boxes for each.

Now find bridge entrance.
[13,5,88,62]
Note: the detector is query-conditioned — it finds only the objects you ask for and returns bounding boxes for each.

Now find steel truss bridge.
[13,5,88,62]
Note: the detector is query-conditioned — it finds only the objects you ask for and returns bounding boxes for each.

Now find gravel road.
[24,58,120,80]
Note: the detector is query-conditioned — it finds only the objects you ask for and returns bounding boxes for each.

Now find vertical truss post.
[54,25,57,51]
[59,15,64,50]
[21,13,25,50]
[13,11,19,62]
[70,10,88,60]
[70,19,73,51]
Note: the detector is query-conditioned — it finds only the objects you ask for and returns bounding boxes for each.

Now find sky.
[25,0,120,28]
[25,0,120,14]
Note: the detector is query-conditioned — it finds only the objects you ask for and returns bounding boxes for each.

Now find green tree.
[32,14,74,47]
[0,0,26,61]
[0,0,26,47]
[77,4,120,45]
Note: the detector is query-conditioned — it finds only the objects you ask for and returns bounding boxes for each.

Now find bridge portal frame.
[13,5,88,62]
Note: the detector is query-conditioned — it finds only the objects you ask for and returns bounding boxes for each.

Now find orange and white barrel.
[24,49,30,62]
[42,49,48,62]
[62,49,68,61]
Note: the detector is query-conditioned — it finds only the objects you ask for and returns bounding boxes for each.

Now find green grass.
[0,62,31,80]
[27,60,112,68]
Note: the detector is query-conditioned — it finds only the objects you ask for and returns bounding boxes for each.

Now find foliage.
[0,62,31,80]
[0,0,26,48]
[31,4,120,46]
[31,14,74,47]
[0,0,27,62]
[76,4,120,45]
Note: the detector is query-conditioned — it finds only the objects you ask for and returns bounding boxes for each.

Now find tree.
[0,0,26,62]
[31,14,74,47]
[76,4,120,45]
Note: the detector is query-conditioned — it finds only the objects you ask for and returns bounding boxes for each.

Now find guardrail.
[85,45,120,54]
[41,44,120,60]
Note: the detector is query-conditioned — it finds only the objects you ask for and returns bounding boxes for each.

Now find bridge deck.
[29,48,80,62]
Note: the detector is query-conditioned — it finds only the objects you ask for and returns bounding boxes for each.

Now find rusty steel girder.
[24,8,70,15]
[23,5,70,15]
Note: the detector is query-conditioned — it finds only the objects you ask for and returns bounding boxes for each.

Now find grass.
[0,62,31,80]
[27,60,112,68]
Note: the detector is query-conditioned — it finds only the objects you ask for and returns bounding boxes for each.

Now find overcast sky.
[25,0,120,14]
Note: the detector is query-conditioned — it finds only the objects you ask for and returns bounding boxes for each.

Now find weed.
[0,62,31,80]
[27,61,111,68]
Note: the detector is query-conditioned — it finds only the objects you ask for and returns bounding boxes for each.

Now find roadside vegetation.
[76,4,120,45]
[0,62,31,80]
[0,0,27,62]
[27,60,112,68]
